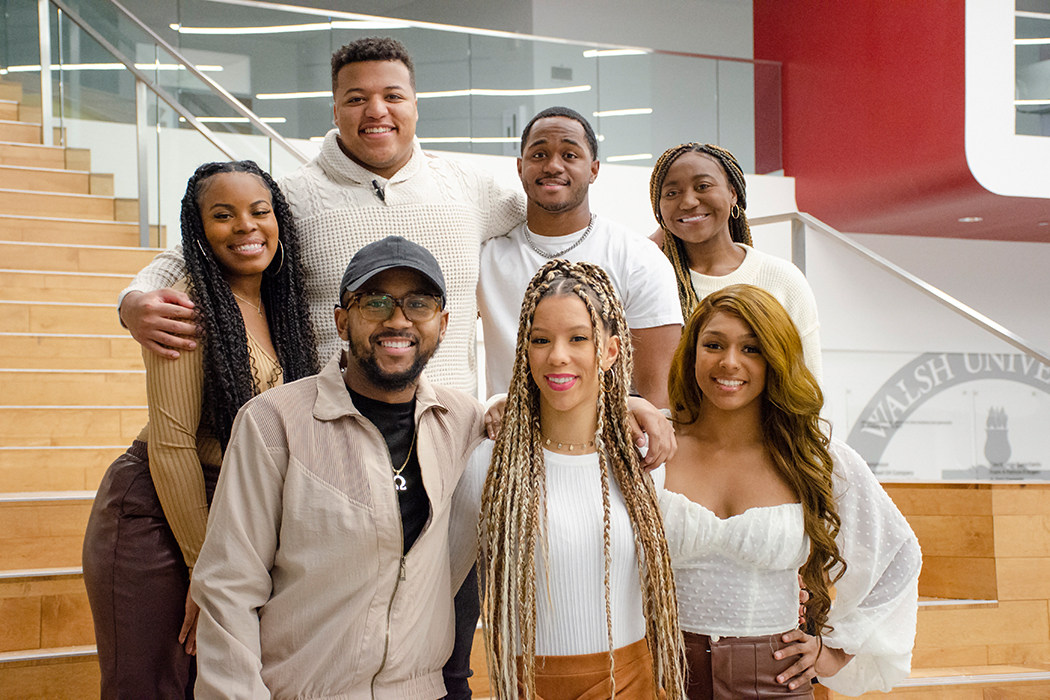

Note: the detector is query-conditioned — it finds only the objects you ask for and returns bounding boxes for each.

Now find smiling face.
[528,293,618,419]
[658,151,737,246]
[333,60,418,179]
[336,267,448,403]
[517,116,600,218]
[198,171,279,283]
[694,311,767,414]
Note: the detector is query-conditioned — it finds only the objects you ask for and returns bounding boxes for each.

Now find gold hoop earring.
[731,203,742,219]
[268,240,285,276]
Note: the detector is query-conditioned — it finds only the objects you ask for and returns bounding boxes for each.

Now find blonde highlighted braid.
[649,143,753,320]
[480,259,684,700]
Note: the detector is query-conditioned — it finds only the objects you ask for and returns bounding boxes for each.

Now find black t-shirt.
[347,387,430,554]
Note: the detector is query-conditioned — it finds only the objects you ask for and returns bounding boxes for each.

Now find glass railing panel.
[0,0,47,109]
[751,218,1050,483]
[1015,3,1050,136]
[152,0,777,170]
[172,0,337,150]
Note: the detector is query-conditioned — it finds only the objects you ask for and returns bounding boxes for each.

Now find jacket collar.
[313,351,444,422]
[317,129,423,187]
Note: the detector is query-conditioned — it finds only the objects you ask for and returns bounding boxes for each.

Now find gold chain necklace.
[541,432,595,453]
[392,430,417,491]
[231,291,263,316]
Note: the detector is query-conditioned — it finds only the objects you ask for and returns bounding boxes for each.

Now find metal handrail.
[750,211,1050,366]
[105,0,308,166]
[49,0,238,161]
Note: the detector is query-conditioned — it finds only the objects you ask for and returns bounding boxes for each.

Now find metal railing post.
[135,79,150,247]
[791,216,806,276]
[751,211,1050,366]
[38,0,54,146]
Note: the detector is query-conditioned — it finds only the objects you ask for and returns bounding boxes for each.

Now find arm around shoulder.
[119,254,199,359]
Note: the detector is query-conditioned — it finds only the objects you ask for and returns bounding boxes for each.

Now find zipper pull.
[399,557,406,582]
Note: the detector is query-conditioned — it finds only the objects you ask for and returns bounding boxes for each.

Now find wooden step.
[0,120,42,145]
[0,332,143,371]
[0,370,146,407]
[0,301,126,335]
[0,164,113,196]
[0,188,120,222]
[0,100,17,121]
[0,446,125,492]
[0,493,94,570]
[826,665,1050,697]
[0,269,133,304]
[0,215,144,247]
[0,646,100,700]
[0,83,23,101]
[0,141,65,169]
[0,240,161,274]
[0,407,147,448]
[0,569,94,653]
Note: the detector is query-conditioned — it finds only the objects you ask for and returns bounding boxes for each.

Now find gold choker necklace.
[541,433,595,453]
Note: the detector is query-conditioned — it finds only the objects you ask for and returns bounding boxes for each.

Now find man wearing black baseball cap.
[191,236,486,700]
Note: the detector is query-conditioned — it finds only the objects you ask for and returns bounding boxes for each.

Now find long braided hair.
[181,160,319,450]
[649,143,753,319]
[480,259,684,700]
[668,284,844,634]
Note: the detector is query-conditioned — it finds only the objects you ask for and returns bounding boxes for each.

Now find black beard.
[356,351,428,392]
[347,333,440,393]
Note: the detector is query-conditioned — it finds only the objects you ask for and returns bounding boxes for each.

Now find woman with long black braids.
[82,161,318,699]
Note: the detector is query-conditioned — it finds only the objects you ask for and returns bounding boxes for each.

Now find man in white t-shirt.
[479,107,682,406]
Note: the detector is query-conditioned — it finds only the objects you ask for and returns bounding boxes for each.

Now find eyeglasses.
[346,292,443,322]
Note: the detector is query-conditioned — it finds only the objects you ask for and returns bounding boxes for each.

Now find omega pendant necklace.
[392,430,416,492]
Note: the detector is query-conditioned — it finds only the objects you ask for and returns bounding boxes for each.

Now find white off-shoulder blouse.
[660,438,922,696]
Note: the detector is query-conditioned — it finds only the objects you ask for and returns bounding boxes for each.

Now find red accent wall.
[754,0,1050,242]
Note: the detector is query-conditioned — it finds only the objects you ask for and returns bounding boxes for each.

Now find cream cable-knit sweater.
[121,132,525,395]
[689,244,823,381]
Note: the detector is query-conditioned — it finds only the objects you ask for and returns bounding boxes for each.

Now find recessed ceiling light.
[958,216,983,223]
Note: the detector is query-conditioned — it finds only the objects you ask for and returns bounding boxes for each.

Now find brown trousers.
[82,441,219,700]
[518,638,660,700]
[684,631,814,700]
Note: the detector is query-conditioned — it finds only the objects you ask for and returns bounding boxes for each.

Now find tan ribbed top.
[134,281,283,570]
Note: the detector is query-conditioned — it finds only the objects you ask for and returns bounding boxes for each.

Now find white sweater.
[451,440,663,655]
[121,132,525,395]
[689,244,823,382]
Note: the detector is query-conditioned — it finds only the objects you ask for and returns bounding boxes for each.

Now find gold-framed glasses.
[347,293,443,322]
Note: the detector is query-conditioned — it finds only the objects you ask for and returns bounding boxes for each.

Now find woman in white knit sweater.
[661,284,921,698]
[650,143,823,381]
[450,259,684,700]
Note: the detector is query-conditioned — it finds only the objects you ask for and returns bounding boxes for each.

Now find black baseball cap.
[338,236,447,304]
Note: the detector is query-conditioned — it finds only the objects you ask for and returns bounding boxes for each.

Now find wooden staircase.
[3,77,1050,699]
[0,80,158,699]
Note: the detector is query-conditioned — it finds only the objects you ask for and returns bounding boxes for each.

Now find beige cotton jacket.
[191,352,485,700]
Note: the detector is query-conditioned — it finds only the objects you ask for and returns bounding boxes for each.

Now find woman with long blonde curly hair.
[451,259,684,700]
[661,284,921,698]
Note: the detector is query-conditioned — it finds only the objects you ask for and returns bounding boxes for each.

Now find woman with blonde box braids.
[649,143,823,381]
[449,259,684,699]
[661,284,920,698]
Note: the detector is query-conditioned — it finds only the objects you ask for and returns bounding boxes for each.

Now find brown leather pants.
[684,631,814,700]
[82,441,219,700]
